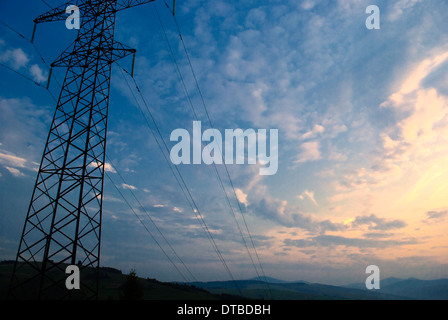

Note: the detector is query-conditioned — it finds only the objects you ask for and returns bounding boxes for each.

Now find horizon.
[1,0,448,288]
[4,259,446,287]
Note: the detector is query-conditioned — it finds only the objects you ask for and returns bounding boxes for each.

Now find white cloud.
[388,0,423,21]
[245,180,342,232]
[301,124,325,140]
[0,98,50,174]
[88,161,117,173]
[298,190,318,206]
[235,188,249,206]
[295,141,322,164]
[0,151,27,168]
[301,0,316,10]
[380,50,448,162]
[327,144,348,162]
[382,51,448,108]
[329,49,448,224]
[245,8,266,27]
[102,195,124,203]
[104,163,117,173]
[122,183,137,191]
[30,64,48,83]
[173,207,184,213]
[5,166,24,177]
[0,48,29,69]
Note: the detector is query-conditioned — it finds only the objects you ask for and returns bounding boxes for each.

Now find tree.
[120,269,144,300]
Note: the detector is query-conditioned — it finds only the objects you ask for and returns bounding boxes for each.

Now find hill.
[247,276,296,284]
[0,261,243,300]
[190,279,406,300]
[347,277,448,300]
[2,261,446,300]
[191,277,448,300]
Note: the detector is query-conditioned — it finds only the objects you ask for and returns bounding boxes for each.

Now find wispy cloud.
[235,188,249,207]
[2,0,448,283]
[122,183,138,191]
[0,46,48,84]
[5,166,24,177]
[298,190,318,206]
[247,188,342,233]
[0,151,27,168]
[104,163,117,173]
[351,214,407,231]
[294,141,322,164]
[0,48,29,69]
[423,210,448,224]
[284,234,419,249]
[88,161,117,173]
[173,206,183,213]
[388,0,423,21]
[29,64,48,84]
[0,149,37,177]
[301,124,325,140]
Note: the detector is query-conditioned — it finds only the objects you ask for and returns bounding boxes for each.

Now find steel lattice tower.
[9,0,156,300]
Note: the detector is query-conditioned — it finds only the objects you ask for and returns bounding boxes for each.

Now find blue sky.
[1,0,448,286]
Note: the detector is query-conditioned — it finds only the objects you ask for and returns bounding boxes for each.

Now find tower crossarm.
[34,0,84,24]
[34,0,157,25]
[33,0,157,24]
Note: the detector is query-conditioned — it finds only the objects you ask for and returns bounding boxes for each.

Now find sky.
[1,0,448,286]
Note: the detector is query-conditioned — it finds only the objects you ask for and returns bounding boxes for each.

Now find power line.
[151,3,198,120]
[9,1,163,299]
[0,62,58,103]
[3,3,270,297]
[5,19,208,284]
[160,2,273,298]
[39,0,54,10]
[0,35,192,283]
[118,65,242,294]
[105,154,198,282]
[153,1,266,286]
[0,62,43,88]
[105,172,191,283]
[0,19,28,40]
[119,65,242,294]
[0,28,195,281]
[0,19,60,101]
[3,6,198,293]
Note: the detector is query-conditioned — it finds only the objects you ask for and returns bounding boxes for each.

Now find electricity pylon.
[9,0,156,300]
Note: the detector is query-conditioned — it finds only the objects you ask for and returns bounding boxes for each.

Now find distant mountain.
[247,276,301,284]
[380,278,448,300]
[190,279,406,300]
[346,277,405,290]
[346,277,448,300]
[3,260,446,300]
